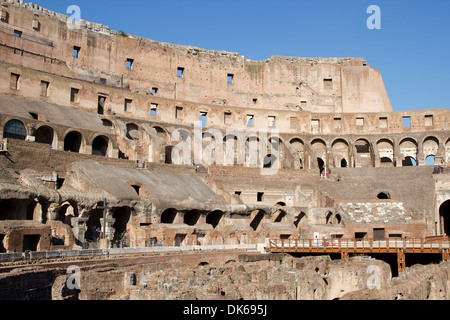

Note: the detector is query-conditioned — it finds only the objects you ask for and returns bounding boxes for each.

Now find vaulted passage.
[206,210,223,228]
[161,208,177,224]
[440,200,450,236]
[35,126,54,145]
[113,206,131,242]
[92,136,109,156]
[184,210,201,226]
[64,131,82,153]
[3,119,26,140]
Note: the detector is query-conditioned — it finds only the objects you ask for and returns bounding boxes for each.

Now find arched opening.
[440,200,450,236]
[3,119,26,140]
[289,138,304,169]
[377,192,390,200]
[161,208,177,224]
[35,126,54,145]
[425,155,435,166]
[340,158,348,168]
[293,212,307,228]
[101,119,113,128]
[423,137,439,162]
[273,210,286,223]
[126,123,140,140]
[326,211,333,224]
[92,136,109,156]
[355,139,371,154]
[263,154,277,168]
[64,131,82,153]
[112,206,131,244]
[403,156,417,167]
[84,206,103,242]
[57,202,77,226]
[250,210,265,231]
[184,210,201,226]
[130,184,141,196]
[332,139,349,168]
[317,158,325,175]
[206,210,223,228]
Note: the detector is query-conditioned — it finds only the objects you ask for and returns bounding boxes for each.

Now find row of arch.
[2,118,113,157]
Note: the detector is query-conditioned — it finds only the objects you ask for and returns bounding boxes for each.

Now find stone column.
[100,217,116,248]
[71,216,89,244]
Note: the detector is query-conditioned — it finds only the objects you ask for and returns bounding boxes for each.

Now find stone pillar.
[100,217,116,248]
[71,216,89,244]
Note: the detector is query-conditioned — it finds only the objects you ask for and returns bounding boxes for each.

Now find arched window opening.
[206,210,223,228]
[92,136,109,156]
[161,208,177,224]
[377,192,390,200]
[263,154,277,168]
[35,126,54,145]
[184,210,201,226]
[440,200,450,236]
[250,210,265,231]
[64,131,82,153]
[3,119,26,140]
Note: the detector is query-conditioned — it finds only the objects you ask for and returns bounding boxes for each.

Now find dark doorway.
[317,158,325,175]
[373,228,386,239]
[92,136,108,156]
[35,126,54,145]
[97,95,106,115]
[206,210,223,228]
[250,210,265,231]
[184,210,201,226]
[440,200,450,236]
[0,234,5,253]
[23,235,40,252]
[161,208,177,224]
[165,146,174,164]
[64,131,82,153]
[113,207,131,242]
[340,158,347,168]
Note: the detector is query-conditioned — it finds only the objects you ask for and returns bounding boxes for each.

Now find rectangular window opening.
[356,117,364,127]
[70,88,79,103]
[257,192,264,202]
[73,46,80,58]
[247,114,254,127]
[10,73,20,90]
[424,115,433,127]
[13,29,22,37]
[268,116,276,128]
[97,95,106,115]
[152,87,158,94]
[311,119,320,134]
[40,80,49,97]
[379,117,387,129]
[124,98,133,112]
[252,98,257,104]
[334,118,341,130]
[177,67,184,78]
[402,116,411,128]
[175,106,183,119]
[224,112,232,125]
[324,78,333,90]
[126,58,134,70]
[227,74,234,84]
[200,112,207,128]
[150,103,158,116]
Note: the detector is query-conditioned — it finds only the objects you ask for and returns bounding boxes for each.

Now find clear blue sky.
[35,0,450,112]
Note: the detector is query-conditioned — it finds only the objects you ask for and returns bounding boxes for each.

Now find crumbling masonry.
[0,0,449,260]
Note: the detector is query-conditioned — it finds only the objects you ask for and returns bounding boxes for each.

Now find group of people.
[433,164,450,174]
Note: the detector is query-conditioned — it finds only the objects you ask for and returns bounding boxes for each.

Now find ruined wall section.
[0,0,392,114]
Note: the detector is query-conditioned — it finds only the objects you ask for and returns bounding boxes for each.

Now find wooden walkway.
[265,237,450,273]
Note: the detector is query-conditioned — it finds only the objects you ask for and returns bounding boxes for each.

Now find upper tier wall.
[0,0,392,114]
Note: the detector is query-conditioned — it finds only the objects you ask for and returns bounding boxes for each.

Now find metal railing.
[0,243,261,264]
[267,237,450,252]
